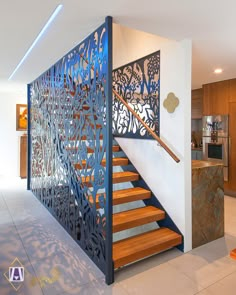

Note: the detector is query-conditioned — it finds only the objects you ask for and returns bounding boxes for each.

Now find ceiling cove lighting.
[214,68,223,74]
[8,4,63,80]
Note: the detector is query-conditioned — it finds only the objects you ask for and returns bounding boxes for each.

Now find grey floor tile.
[59,279,129,295]
[16,221,65,261]
[1,178,236,295]
[196,234,236,258]
[115,248,182,282]
[15,215,84,262]
[196,270,236,294]
[189,235,236,262]
[12,208,53,226]
[0,224,29,267]
[30,250,104,295]
[195,288,213,295]
[0,210,13,226]
[0,194,8,210]
[4,199,40,211]
[168,249,236,289]
[117,262,201,295]
[207,270,236,294]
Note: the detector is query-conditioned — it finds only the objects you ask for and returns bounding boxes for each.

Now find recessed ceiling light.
[8,4,63,80]
[214,68,223,74]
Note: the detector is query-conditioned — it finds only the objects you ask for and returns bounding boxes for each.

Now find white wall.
[0,82,27,177]
[113,24,192,252]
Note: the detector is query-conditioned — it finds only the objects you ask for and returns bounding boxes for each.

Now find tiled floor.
[0,176,236,294]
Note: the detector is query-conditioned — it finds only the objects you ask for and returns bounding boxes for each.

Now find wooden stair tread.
[61,134,103,141]
[82,105,90,110]
[73,113,98,120]
[113,228,182,268]
[81,171,139,187]
[112,146,120,152]
[113,171,139,184]
[113,187,151,205]
[58,122,102,129]
[93,187,151,208]
[66,145,120,153]
[74,157,128,169]
[113,206,165,233]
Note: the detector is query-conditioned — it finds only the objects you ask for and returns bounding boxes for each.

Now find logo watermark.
[4,258,26,291]
[4,257,60,291]
[30,267,60,288]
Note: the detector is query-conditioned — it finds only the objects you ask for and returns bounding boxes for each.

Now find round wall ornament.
[163,92,179,113]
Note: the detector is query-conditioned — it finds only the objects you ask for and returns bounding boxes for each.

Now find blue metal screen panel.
[28,17,113,281]
[112,51,160,138]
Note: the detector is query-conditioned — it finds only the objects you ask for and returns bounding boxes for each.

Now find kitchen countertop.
[192,160,223,169]
[191,147,203,151]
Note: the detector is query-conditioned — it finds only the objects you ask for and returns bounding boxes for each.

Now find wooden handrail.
[113,90,180,163]
[77,52,180,163]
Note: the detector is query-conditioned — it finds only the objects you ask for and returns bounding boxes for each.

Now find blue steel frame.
[27,84,31,190]
[105,16,113,284]
[27,16,113,284]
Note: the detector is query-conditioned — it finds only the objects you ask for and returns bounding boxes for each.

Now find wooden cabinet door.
[203,81,229,115]
[20,135,27,178]
[225,102,236,191]
[192,88,203,119]
[229,79,236,102]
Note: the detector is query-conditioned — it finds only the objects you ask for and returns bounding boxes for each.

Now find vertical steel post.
[27,84,31,190]
[105,16,114,285]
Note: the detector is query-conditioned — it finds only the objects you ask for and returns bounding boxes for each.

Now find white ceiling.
[1,0,236,93]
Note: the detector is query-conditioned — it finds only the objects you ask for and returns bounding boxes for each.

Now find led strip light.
[8,4,63,80]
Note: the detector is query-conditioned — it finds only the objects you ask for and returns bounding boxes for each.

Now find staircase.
[72,137,182,269]
[37,100,182,274]
[28,19,184,284]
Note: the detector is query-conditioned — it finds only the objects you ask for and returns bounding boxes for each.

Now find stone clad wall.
[192,161,224,248]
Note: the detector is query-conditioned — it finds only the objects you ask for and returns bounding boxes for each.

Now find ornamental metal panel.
[28,18,113,281]
[112,51,160,138]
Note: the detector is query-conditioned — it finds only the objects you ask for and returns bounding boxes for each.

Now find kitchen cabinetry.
[225,102,236,192]
[192,88,203,119]
[20,135,27,178]
[203,78,236,196]
[203,81,229,115]
[229,79,236,102]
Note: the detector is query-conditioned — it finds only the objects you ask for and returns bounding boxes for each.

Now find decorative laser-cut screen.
[112,51,160,138]
[29,20,112,276]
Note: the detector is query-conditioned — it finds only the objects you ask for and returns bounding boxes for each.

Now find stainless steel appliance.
[202,115,229,181]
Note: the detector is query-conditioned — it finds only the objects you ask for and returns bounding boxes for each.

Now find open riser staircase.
[30,95,182,274]
[68,134,183,269]
[61,103,183,266]
[28,17,182,285]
